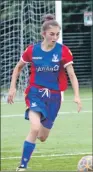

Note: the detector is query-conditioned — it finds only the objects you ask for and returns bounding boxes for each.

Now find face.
[42,26,60,46]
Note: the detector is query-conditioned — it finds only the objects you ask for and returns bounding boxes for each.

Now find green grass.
[1,88,92,171]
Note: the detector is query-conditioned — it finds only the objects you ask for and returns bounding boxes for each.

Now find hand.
[74,96,82,112]
[7,87,16,104]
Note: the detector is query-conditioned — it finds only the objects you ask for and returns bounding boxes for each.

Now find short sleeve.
[62,45,73,68]
[20,45,33,63]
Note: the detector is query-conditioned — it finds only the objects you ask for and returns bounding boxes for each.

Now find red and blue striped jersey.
[21,42,73,91]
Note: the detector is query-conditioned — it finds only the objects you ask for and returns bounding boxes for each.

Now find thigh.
[41,93,61,129]
[29,110,41,126]
[49,93,61,121]
[25,86,48,121]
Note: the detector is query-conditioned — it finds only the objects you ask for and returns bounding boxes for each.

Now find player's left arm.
[66,64,82,112]
[62,45,82,112]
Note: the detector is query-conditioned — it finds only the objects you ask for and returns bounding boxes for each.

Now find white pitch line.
[1,152,92,160]
[1,110,92,118]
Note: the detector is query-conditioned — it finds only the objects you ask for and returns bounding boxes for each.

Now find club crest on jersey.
[52,54,59,62]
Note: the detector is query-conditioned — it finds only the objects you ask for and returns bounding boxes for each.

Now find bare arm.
[66,64,82,112]
[7,60,26,104]
[10,60,25,88]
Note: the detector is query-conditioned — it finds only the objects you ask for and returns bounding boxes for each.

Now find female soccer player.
[7,14,82,171]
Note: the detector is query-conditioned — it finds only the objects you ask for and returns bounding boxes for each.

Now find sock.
[20,141,36,168]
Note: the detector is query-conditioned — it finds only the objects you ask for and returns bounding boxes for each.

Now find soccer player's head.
[41,14,61,46]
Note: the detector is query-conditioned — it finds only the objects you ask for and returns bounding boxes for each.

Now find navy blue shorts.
[25,86,61,129]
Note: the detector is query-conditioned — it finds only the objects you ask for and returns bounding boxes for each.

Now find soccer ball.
[77,155,93,171]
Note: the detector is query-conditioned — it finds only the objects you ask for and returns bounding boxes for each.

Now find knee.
[38,136,48,142]
[31,127,40,136]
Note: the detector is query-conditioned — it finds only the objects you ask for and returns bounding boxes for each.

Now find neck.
[41,40,56,51]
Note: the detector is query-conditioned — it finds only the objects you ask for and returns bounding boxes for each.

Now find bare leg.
[16,110,41,170]
[26,110,41,143]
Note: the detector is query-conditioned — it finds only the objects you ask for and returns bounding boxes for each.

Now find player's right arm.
[7,45,33,104]
[7,60,25,104]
